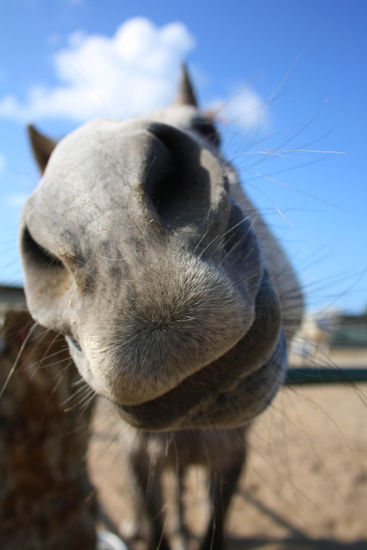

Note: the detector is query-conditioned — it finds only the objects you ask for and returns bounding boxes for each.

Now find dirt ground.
[88,383,367,550]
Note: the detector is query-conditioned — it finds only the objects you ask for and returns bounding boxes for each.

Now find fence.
[285,366,367,385]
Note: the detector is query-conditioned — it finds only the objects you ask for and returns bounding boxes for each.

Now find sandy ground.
[88,383,367,550]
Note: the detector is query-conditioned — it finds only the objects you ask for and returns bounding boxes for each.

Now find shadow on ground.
[225,492,367,550]
[227,536,367,549]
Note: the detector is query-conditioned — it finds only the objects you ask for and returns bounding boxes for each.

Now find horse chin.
[112,274,285,431]
[182,330,288,429]
[64,268,285,431]
[113,330,287,431]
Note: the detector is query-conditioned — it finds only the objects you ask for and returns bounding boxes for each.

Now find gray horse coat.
[20,68,303,432]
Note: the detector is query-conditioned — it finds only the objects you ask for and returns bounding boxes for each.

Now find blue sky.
[0,0,366,313]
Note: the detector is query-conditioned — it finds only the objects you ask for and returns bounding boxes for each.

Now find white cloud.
[0,17,195,123]
[211,87,271,133]
[0,17,269,133]
[0,153,6,172]
[225,88,271,131]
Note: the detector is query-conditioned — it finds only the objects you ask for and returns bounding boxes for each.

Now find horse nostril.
[142,123,212,230]
[21,226,64,269]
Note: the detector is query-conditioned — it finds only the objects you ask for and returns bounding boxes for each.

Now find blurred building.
[290,309,367,367]
[0,285,25,307]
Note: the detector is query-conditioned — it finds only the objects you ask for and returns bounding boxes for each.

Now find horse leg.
[200,446,246,550]
[131,451,171,550]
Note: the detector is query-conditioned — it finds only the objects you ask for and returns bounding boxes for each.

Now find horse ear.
[173,63,198,107]
[27,125,57,174]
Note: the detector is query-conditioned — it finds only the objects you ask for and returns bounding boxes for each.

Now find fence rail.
[285,367,367,385]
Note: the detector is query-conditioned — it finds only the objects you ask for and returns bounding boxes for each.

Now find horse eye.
[68,336,82,352]
[192,120,221,147]
[21,226,64,269]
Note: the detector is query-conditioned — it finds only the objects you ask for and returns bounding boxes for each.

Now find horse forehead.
[39,105,202,205]
[53,118,154,162]
[28,106,204,238]
[57,104,198,156]
[46,107,197,179]
[40,120,154,201]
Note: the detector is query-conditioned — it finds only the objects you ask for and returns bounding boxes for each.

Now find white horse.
[20,67,303,550]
